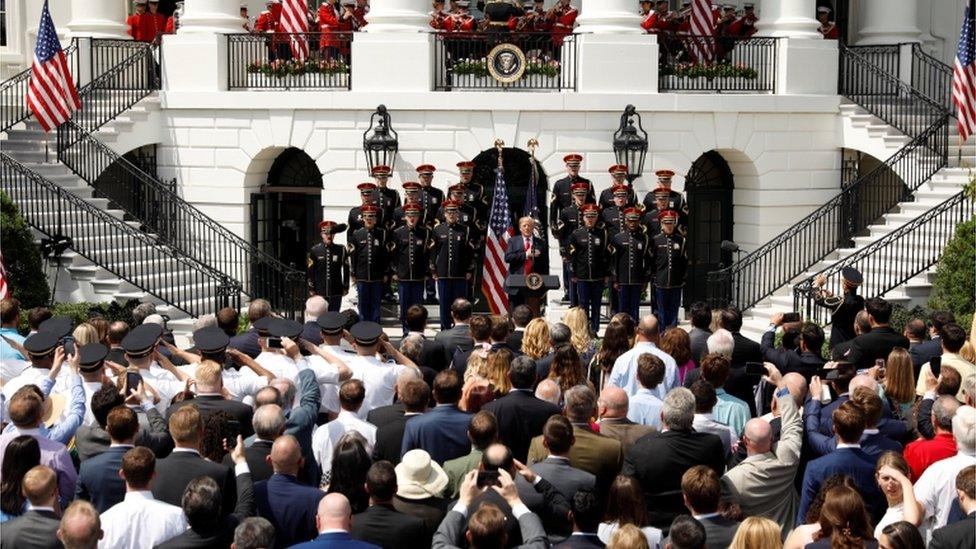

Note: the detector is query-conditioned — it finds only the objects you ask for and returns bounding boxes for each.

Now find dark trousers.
[425,278,436,301]
[397,280,424,336]
[562,262,578,306]
[437,278,467,330]
[656,287,682,330]
[609,286,620,316]
[324,295,342,312]
[617,284,642,322]
[576,280,605,334]
[357,281,383,324]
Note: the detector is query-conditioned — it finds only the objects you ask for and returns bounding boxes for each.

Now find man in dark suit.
[687,302,713,365]
[761,315,826,381]
[504,217,550,309]
[351,461,427,548]
[228,301,272,358]
[814,369,907,441]
[373,379,429,465]
[681,466,740,549]
[928,465,975,549]
[255,435,327,548]
[401,370,472,464]
[76,406,140,513]
[290,493,380,549]
[596,386,655,452]
[75,383,173,462]
[805,386,902,458]
[0,465,62,549]
[166,359,255,439]
[622,387,726,530]
[507,305,532,353]
[554,489,605,548]
[434,298,474,364]
[152,404,237,515]
[223,403,285,482]
[836,297,910,369]
[399,305,447,372]
[720,307,762,369]
[483,355,561,462]
[911,311,955,371]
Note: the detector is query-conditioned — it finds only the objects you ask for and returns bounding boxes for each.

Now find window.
[1,0,8,48]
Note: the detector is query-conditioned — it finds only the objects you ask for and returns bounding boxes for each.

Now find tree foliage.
[1,191,50,308]
[929,216,975,328]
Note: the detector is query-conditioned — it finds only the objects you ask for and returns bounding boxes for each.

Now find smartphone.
[820,384,832,404]
[225,419,241,448]
[267,337,283,349]
[782,312,801,323]
[744,362,766,376]
[930,356,942,377]
[126,370,143,393]
[476,470,500,488]
[61,336,75,356]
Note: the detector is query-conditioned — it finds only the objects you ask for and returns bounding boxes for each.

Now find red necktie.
[524,239,533,274]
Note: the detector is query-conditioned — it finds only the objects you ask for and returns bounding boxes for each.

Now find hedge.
[1,191,50,309]
[16,299,143,336]
[928,216,975,329]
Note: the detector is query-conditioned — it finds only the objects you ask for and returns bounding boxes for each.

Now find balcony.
[657,32,778,93]
[226,32,353,91]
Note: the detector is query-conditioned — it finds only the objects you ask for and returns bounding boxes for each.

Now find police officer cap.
[350,321,383,346]
[39,315,74,339]
[269,318,303,340]
[193,327,230,354]
[317,312,346,335]
[253,316,273,336]
[121,324,162,356]
[24,332,59,356]
[78,343,109,372]
[841,266,863,286]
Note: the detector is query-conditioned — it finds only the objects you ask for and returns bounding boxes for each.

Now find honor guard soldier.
[431,200,475,331]
[439,184,484,233]
[642,170,689,229]
[348,205,390,324]
[641,186,670,236]
[813,266,865,349]
[601,184,632,235]
[554,182,591,306]
[598,164,637,209]
[392,182,432,228]
[569,204,611,334]
[418,165,442,303]
[549,154,594,237]
[392,203,435,336]
[371,165,401,222]
[609,207,651,322]
[307,221,350,312]
[349,183,386,233]
[652,210,688,330]
[457,161,488,220]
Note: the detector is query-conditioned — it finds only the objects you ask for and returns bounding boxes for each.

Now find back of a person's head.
[800,322,825,354]
[467,504,507,549]
[106,321,130,345]
[953,405,976,454]
[511,305,532,328]
[941,323,967,353]
[58,500,102,549]
[0,298,20,325]
[663,387,695,431]
[689,302,711,330]
[1,434,41,515]
[433,369,462,404]
[468,411,498,450]
[904,318,927,340]
[932,395,960,433]
[563,385,596,423]
[469,315,492,341]
[719,307,743,332]
[216,307,240,337]
[666,515,706,549]
[705,329,734,358]
[106,406,139,443]
[700,353,731,387]
[121,447,155,489]
[728,516,782,549]
[509,355,537,389]
[680,465,720,514]
[233,517,276,549]
[365,460,397,502]
[549,322,572,346]
[689,379,718,414]
[400,379,430,413]
[957,465,975,500]
[247,299,271,323]
[569,488,602,534]
[8,386,43,428]
[850,386,883,428]
[89,383,124,428]
[930,311,956,334]
[481,443,514,474]
[604,475,650,527]
[607,523,649,549]
[818,485,872,547]
[405,305,428,332]
[832,401,866,444]
[400,334,423,362]
[542,415,574,455]
[22,465,57,506]
[452,298,473,321]
[636,353,665,390]
[169,404,203,446]
[879,521,924,549]
[636,315,659,341]
[252,404,286,441]
[27,306,52,331]
[938,366,963,397]
[865,297,892,324]
[521,318,551,359]
[182,476,222,529]
[339,379,366,412]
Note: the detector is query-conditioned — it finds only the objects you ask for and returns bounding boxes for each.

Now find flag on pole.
[0,252,8,300]
[26,0,81,132]
[525,158,543,239]
[952,2,975,143]
[688,0,717,64]
[280,0,310,61]
[482,165,516,315]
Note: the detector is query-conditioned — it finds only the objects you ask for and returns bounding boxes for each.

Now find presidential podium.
[506,273,560,317]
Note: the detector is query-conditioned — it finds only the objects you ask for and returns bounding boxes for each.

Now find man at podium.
[504,217,549,310]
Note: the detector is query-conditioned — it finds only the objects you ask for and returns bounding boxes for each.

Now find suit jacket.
[528,424,622,497]
[351,503,428,549]
[152,450,237,516]
[554,533,605,548]
[838,326,910,369]
[597,417,655,453]
[700,515,740,549]
[166,394,255,439]
[223,439,274,482]
[929,511,976,549]
[255,473,326,548]
[814,395,907,442]
[760,330,825,381]
[290,531,380,549]
[622,429,726,529]
[535,352,556,380]
[910,337,941,371]
[730,332,762,369]
[0,509,61,549]
[393,495,449,535]
[432,509,548,549]
[401,405,472,464]
[76,445,129,513]
[688,327,711,365]
[527,457,597,537]
[505,235,550,279]
[74,407,173,461]
[230,328,262,359]
[435,325,474,365]
[374,413,422,465]
[483,390,561,462]
[155,470,255,549]
[367,402,406,429]
[797,447,884,526]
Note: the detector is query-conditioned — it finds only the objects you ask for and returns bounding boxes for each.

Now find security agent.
[392,203,435,337]
[347,204,391,325]
[813,266,865,349]
[307,221,350,312]
[651,210,687,331]
[609,207,651,322]
[431,200,475,331]
[569,203,610,334]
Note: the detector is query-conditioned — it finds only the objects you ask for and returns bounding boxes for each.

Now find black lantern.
[612,104,648,183]
[363,105,398,173]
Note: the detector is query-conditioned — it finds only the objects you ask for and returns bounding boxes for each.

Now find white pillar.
[575,0,644,34]
[574,0,657,93]
[856,0,921,45]
[755,0,820,39]
[364,0,430,33]
[351,0,432,92]
[66,0,128,38]
[178,0,242,34]
[163,0,241,91]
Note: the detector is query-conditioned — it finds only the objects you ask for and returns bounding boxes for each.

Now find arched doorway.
[249,147,323,270]
[685,151,734,306]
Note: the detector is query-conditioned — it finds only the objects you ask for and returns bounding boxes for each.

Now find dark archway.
[249,147,323,271]
[685,151,734,306]
[471,147,550,233]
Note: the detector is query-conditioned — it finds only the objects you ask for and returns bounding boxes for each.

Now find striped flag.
[280,0,310,61]
[26,1,81,132]
[952,2,975,143]
[525,158,543,239]
[688,0,717,64]
[482,165,516,315]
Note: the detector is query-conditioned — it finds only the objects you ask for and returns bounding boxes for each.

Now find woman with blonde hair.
[882,348,916,417]
[485,347,514,396]
[564,307,597,364]
[521,318,551,360]
[873,451,924,539]
[464,349,489,383]
[730,516,782,549]
[71,323,100,345]
[607,523,649,549]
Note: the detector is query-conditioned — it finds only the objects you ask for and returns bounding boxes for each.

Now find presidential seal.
[487,43,527,84]
[525,272,544,291]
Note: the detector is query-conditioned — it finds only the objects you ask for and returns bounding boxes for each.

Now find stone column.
[364,0,430,33]
[351,0,432,92]
[755,0,820,39]
[857,0,921,45]
[574,0,657,93]
[66,0,129,38]
[163,0,241,91]
[178,0,242,34]
[755,0,837,95]
[575,0,644,34]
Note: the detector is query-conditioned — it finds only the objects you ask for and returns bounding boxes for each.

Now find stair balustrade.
[0,42,78,133]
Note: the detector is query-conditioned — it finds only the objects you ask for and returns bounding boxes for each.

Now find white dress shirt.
[312,409,377,473]
[349,355,407,418]
[915,451,976,532]
[256,352,300,381]
[99,490,187,549]
[692,413,735,455]
[305,351,345,414]
[608,342,678,399]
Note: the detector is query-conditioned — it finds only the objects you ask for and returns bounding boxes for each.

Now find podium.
[506,273,560,318]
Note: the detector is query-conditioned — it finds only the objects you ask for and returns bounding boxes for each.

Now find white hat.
[395,450,449,500]
[817,6,831,13]
[143,314,166,327]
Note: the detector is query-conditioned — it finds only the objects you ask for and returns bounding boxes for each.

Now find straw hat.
[395,449,449,500]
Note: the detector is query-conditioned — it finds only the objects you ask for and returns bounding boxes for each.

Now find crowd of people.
[0,276,974,549]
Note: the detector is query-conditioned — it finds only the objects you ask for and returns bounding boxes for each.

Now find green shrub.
[929,216,975,329]
[16,299,142,334]
[0,191,50,309]
[890,305,931,335]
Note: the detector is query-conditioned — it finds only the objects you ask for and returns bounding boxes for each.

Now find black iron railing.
[433,31,578,91]
[71,41,158,132]
[227,32,353,90]
[843,44,900,91]
[658,32,777,93]
[0,41,79,132]
[910,43,953,115]
[89,38,159,88]
[1,152,240,318]
[793,191,973,325]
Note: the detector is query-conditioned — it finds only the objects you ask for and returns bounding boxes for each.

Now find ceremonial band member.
[598,164,637,209]
[547,0,578,51]
[652,210,688,330]
[349,182,386,233]
[392,181,430,228]
[641,186,671,236]
[392,203,435,337]
[430,0,449,29]
[601,184,631,236]
[348,205,390,324]
[569,204,610,334]
[371,165,401,222]
[816,6,839,39]
[609,207,651,322]
[550,154,593,302]
[642,169,689,230]
[307,221,350,312]
[554,182,592,307]
[431,200,475,330]
[813,266,864,348]
[417,164,442,302]
[504,217,549,309]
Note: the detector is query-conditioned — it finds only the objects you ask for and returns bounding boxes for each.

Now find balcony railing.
[433,31,578,92]
[0,40,79,132]
[227,32,353,90]
[658,32,777,93]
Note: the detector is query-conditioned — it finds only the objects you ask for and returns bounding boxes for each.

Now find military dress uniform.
[371,165,401,223]
[392,182,430,228]
[431,200,475,330]
[598,165,638,209]
[554,184,591,307]
[600,184,632,315]
[652,211,688,330]
[609,208,651,321]
[569,204,611,334]
[392,204,434,336]
[347,206,390,324]
[814,266,865,349]
[417,164,442,302]
[349,182,387,234]
[642,170,689,230]
[307,221,350,312]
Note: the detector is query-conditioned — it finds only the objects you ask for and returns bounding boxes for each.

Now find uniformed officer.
[348,182,386,233]
[549,153,594,238]
[601,184,631,236]
[392,181,430,228]
[392,203,434,336]
[307,220,350,312]
[457,161,488,218]
[641,186,670,236]
[371,165,401,222]
[417,164,442,302]
[609,207,651,322]
[437,184,482,232]
[652,210,688,330]
[554,182,591,306]
[569,203,611,334]
[598,164,638,209]
[814,266,865,349]
[431,200,474,330]
[348,204,390,324]
[642,169,689,229]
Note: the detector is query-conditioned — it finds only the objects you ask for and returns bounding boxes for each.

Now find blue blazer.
[255,474,326,549]
[400,404,473,464]
[804,401,904,458]
[75,445,128,513]
[797,447,884,526]
[815,395,907,441]
[289,531,381,549]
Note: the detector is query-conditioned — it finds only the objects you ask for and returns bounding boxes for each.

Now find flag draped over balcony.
[281,0,310,61]
[952,2,975,143]
[688,0,716,64]
[26,0,81,132]
[482,161,515,315]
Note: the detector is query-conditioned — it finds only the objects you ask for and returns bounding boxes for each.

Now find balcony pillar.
[856,0,921,45]
[351,0,432,92]
[575,0,657,93]
[754,0,836,95]
[66,0,129,38]
[162,0,240,91]
[755,0,820,39]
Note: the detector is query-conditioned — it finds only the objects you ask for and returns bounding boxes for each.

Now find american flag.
[482,165,516,314]
[688,0,716,64]
[26,1,81,132]
[952,2,975,143]
[280,0,310,61]
[525,158,543,239]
